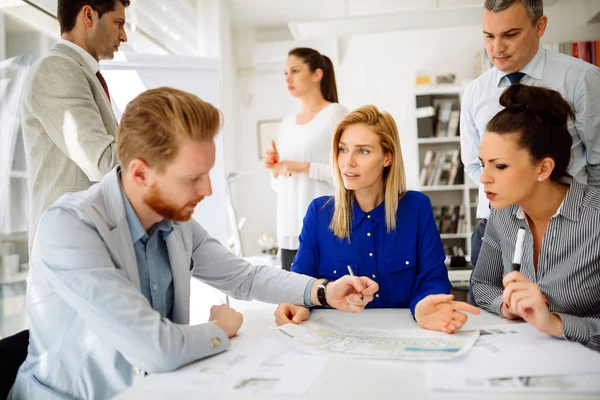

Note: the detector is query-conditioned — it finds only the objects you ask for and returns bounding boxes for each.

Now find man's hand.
[503,271,563,337]
[415,294,480,334]
[274,304,310,326]
[318,275,379,313]
[209,304,243,338]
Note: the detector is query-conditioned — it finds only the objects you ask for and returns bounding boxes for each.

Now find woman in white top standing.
[263,47,348,271]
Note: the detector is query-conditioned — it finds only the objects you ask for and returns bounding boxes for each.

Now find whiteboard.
[100,53,229,247]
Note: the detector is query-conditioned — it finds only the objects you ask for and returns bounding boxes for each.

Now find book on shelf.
[420,150,464,186]
[446,110,460,137]
[432,204,467,234]
[434,100,453,137]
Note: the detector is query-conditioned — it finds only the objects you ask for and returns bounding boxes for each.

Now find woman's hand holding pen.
[274,276,379,326]
[415,294,480,334]
[326,275,378,312]
[502,272,563,337]
[261,140,309,177]
[262,140,280,176]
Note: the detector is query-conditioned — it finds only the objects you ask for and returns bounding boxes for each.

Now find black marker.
[512,228,526,272]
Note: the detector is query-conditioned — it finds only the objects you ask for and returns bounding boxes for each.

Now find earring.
[538,177,542,181]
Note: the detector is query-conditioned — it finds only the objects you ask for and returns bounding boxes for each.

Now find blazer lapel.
[166,225,191,324]
[52,43,118,127]
[100,168,141,289]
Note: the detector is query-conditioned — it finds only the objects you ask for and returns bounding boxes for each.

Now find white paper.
[426,367,600,394]
[425,323,600,393]
[440,323,600,378]
[139,333,328,397]
[278,317,479,361]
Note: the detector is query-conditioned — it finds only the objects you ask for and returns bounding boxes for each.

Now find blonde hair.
[329,105,407,239]
[117,87,222,173]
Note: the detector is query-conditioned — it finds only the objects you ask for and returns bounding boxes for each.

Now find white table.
[117,305,595,400]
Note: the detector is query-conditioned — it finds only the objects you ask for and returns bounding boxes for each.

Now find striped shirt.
[471,179,600,352]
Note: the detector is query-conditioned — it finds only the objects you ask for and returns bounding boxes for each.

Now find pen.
[346,265,364,300]
[512,227,526,272]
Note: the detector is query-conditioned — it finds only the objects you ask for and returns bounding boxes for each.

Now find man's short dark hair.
[57,0,130,34]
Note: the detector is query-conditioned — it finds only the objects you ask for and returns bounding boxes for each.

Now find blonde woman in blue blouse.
[274,105,479,333]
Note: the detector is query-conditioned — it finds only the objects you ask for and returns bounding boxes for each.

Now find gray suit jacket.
[10,167,311,400]
[21,43,118,248]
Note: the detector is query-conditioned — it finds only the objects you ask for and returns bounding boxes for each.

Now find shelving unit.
[1,11,54,338]
[414,84,479,268]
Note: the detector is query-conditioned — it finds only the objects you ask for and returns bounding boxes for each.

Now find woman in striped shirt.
[472,83,600,352]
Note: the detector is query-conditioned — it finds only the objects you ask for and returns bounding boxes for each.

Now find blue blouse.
[291,191,451,314]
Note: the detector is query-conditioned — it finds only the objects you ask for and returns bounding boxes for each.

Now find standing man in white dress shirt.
[460,0,600,299]
[21,0,129,248]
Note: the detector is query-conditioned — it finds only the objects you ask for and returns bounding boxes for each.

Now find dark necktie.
[505,72,525,84]
[96,71,110,102]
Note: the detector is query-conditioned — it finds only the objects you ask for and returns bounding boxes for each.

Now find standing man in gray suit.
[21,0,129,248]
[9,87,379,399]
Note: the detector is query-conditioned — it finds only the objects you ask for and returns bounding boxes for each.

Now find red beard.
[144,183,202,222]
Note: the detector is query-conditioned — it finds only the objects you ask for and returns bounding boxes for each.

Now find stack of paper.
[425,323,600,394]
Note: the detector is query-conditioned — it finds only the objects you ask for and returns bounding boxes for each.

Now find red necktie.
[96,71,110,102]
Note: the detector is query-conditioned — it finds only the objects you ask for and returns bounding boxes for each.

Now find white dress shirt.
[272,103,349,250]
[460,46,600,219]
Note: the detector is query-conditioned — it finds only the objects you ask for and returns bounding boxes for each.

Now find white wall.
[231,0,600,256]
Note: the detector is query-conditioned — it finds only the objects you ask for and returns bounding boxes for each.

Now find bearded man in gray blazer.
[9,87,379,400]
[21,0,129,248]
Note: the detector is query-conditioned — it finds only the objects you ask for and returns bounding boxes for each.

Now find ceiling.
[19,0,198,54]
[228,0,563,31]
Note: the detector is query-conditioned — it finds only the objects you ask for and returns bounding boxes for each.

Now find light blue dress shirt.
[10,167,316,400]
[460,46,600,219]
[120,183,175,319]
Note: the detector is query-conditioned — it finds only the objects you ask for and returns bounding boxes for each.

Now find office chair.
[0,329,29,399]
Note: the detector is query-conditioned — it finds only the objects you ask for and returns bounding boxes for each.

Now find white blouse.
[272,103,349,250]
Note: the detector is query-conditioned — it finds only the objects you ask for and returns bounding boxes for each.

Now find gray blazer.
[10,167,312,399]
[21,43,118,248]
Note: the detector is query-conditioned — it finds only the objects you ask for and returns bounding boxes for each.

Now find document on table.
[425,323,600,394]
[139,334,328,397]
[278,317,479,361]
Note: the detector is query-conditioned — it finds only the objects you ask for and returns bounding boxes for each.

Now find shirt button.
[333,270,337,274]
[132,367,141,376]
[369,253,373,257]
[375,294,379,298]
[405,261,409,265]
[367,215,371,219]
[372,274,376,279]
[367,233,371,237]
[209,338,222,349]
[152,284,158,290]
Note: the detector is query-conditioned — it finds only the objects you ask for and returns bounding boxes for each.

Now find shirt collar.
[494,45,545,87]
[514,178,582,222]
[57,38,100,73]
[351,199,386,231]
[118,170,174,244]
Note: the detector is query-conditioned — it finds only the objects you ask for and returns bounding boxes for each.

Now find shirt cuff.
[303,278,316,306]
[491,295,504,317]
[557,313,590,345]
